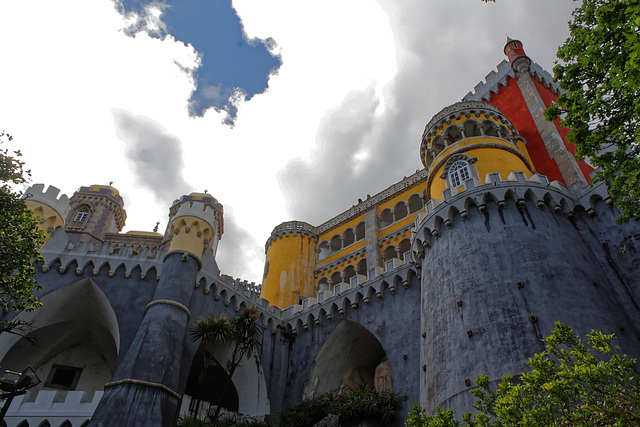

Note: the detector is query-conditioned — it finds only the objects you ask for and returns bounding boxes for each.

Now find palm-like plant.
[188,307,263,422]
[190,314,233,346]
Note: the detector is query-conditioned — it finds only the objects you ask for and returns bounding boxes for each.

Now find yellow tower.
[23,184,69,243]
[421,101,534,200]
[262,221,317,308]
[165,192,223,269]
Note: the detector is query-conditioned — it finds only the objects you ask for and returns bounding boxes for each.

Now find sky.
[0,0,577,284]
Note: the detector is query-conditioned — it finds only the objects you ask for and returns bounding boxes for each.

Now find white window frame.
[449,160,471,188]
[74,208,89,222]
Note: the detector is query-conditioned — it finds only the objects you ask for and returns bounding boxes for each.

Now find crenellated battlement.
[172,201,220,231]
[218,274,263,295]
[463,60,560,103]
[463,60,515,102]
[23,183,70,220]
[169,193,224,238]
[5,389,103,427]
[39,241,165,280]
[276,261,418,335]
[413,172,612,254]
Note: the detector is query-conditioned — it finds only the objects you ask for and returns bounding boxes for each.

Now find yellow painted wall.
[376,185,426,213]
[168,215,213,264]
[380,228,412,251]
[317,215,365,245]
[262,234,317,308]
[378,214,417,236]
[25,200,64,241]
[315,251,366,283]
[428,139,533,199]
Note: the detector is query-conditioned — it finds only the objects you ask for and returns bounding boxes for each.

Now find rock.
[374,356,394,392]
[338,366,374,395]
[314,413,341,427]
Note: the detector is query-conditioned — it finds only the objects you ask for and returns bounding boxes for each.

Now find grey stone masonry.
[515,67,587,187]
[364,207,381,269]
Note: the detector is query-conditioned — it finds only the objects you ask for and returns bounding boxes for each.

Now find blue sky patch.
[118,0,281,124]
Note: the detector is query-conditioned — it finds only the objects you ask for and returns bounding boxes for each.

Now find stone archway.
[183,348,240,416]
[0,278,120,395]
[303,320,393,397]
[182,342,270,418]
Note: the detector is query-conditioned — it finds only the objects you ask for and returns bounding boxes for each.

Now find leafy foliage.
[0,131,44,335]
[177,413,269,427]
[405,322,640,426]
[545,0,640,223]
[278,385,400,427]
[187,307,263,422]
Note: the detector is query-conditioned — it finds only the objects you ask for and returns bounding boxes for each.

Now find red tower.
[464,37,593,187]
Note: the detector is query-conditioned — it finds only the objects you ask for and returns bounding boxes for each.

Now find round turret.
[420,101,534,200]
[262,221,318,308]
[164,192,223,269]
[23,184,69,241]
[504,36,531,73]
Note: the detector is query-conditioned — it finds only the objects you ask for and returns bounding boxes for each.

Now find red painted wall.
[486,76,565,184]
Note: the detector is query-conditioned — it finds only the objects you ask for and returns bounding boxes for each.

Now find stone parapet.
[23,183,69,220]
[316,169,428,237]
[412,171,595,248]
[463,60,560,104]
[279,261,418,333]
[265,220,317,252]
[172,201,219,231]
[4,390,103,427]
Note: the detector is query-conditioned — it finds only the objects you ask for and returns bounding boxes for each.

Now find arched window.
[342,229,355,247]
[330,271,343,286]
[463,119,482,137]
[394,202,408,221]
[74,207,89,222]
[355,221,365,241]
[317,277,330,293]
[444,125,463,145]
[356,258,367,276]
[317,241,330,261]
[449,161,471,188]
[398,239,411,261]
[343,265,357,287]
[408,194,423,213]
[330,235,342,254]
[380,209,393,228]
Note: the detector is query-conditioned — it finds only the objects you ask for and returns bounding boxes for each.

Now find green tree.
[188,307,263,423]
[545,0,640,223]
[0,131,45,336]
[405,322,640,426]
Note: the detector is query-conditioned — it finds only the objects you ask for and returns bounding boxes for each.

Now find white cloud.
[0,0,576,283]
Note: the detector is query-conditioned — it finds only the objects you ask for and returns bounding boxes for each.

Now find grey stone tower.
[90,193,222,426]
[64,185,126,248]
[412,101,640,413]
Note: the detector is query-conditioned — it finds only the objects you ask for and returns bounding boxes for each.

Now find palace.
[2,39,640,427]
